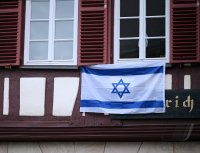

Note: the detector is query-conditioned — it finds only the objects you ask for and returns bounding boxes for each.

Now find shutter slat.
[0,52,16,55]
[0,0,22,66]
[78,0,111,65]
[0,59,17,63]
[171,0,199,63]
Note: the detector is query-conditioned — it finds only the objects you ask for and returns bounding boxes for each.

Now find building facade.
[0,0,199,141]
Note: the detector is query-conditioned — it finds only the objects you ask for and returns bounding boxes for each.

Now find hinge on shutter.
[104,0,107,9]
[197,0,199,7]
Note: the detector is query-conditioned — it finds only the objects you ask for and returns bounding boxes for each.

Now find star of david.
[111,79,130,98]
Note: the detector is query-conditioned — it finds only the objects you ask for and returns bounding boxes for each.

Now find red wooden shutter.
[170,0,200,63]
[78,0,111,65]
[0,0,22,66]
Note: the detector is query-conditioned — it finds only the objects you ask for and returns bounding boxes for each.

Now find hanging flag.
[80,61,165,114]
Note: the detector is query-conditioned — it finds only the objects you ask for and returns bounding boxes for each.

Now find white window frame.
[24,0,78,66]
[114,0,170,63]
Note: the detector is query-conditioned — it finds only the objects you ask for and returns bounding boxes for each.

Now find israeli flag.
[80,61,165,114]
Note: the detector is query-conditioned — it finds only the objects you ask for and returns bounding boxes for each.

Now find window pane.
[120,19,139,38]
[29,42,48,60]
[54,41,73,60]
[56,0,74,18]
[55,21,73,39]
[120,0,139,17]
[146,39,165,58]
[146,0,165,16]
[31,0,49,19]
[30,21,49,40]
[146,18,165,37]
[120,40,139,58]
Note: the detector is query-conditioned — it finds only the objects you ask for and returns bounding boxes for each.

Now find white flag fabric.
[80,61,165,114]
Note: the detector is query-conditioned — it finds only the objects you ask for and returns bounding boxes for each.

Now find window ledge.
[20,65,78,70]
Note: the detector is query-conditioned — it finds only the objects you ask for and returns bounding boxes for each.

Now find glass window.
[114,0,169,62]
[24,0,78,65]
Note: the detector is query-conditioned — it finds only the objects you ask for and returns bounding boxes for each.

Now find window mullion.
[139,0,146,59]
[165,0,170,63]
[114,0,120,62]
[48,0,55,61]
[24,0,31,63]
[73,0,78,65]
[143,0,147,59]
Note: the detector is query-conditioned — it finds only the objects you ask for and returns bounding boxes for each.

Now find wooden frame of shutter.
[0,0,23,66]
[78,0,111,65]
[199,0,200,61]
[170,0,200,63]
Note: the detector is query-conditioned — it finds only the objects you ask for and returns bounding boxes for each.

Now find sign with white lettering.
[111,90,200,119]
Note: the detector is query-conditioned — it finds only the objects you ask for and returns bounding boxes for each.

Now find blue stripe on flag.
[80,100,164,109]
[82,66,163,76]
